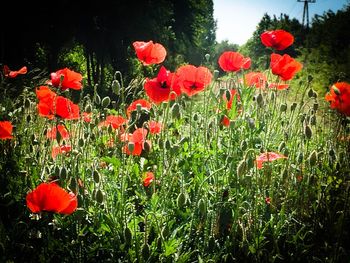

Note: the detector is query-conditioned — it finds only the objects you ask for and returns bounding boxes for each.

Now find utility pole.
[297,0,316,29]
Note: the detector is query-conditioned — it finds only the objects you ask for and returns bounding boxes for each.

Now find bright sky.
[214,0,349,45]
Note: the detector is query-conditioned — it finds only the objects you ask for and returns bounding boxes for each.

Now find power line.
[297,0,316,28]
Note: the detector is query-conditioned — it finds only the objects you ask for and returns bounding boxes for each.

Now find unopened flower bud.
[101,96,111,108]
[304,125,312,139]
[308,150,318,166]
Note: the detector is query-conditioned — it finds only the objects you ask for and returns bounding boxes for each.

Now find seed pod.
[177,192,186,209]
[304,125,312,139]
[95,189,104,204]
[213,70,219,79]
[307,88,315,98]
[205,53,210,62]
[101,96,111,108]
[128,142,135,153]
[308,150,318,166]
[93,170,100,184]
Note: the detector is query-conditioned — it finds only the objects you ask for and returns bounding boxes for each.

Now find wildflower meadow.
[0,30,349,262]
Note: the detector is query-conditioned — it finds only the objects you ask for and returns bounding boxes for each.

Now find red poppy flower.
[120,128,150,156]
[218,51,251,72]
[3,65,27,78]
[52,144,72,159]
[46,124,70,140]
[36,86,80,120]
[221,115,230,127]
[256,152,287,169]
[126,99,152,117]
[143,172,155,187]
[325,82,350,116]
[26,182,77,214]
[133,41,167,65]
[260,29,294,50]
[0,121,13,139]
[244,72,267,88]
[148,120,162,134]
[268,82,290,90]
[50,68,83,90]
[98,115,126,130]
[223,89,240,110]
[270,53,302,81]
[175,64,213,97]
[144,66,181,104]
[83,112,92,123]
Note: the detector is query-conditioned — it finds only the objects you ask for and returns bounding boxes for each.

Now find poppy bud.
[60,166,68,180]
[84,104,92,113]
[70,178,78,193]
[270,92,275,101]
[94,94,101,105]
[328,148,336,158]
[26,115,31,123]
[307,88,315,98]
[193,113,199,122]
[78,138,85,147]
[141,243,150,260]
[304,125,312,139]
[283,148,289,157]
[237,159,246,177]
[240,140,248,151]
[280,103,287,112]
[308,150,318,166]
[198,198,206,217]
[25,98,31,109]
[171,103,181,119]
[247,118,255,130]
[246,156,255,170]
[256,93,264,107]
[177,192,186,209]
[128,142,135,153]
[112,79,121,94]
[313,103,319,111]
[101,96,111,108]
[291,102,297,111]
[297,152,303,164]
[143,141,152,153]
[310,115,316,126]
[124,227,132,245]
[93,170,100,184]
[95,189,104,204]
[165,139,171,150]
[205,53,210,62]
